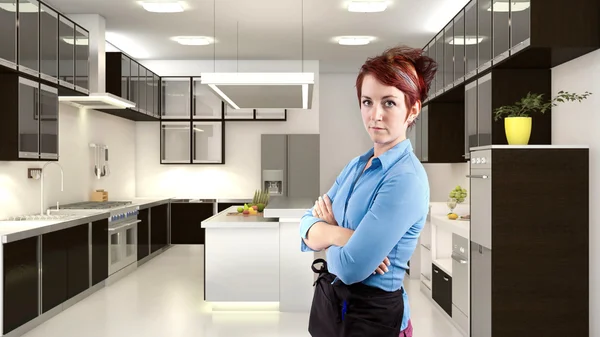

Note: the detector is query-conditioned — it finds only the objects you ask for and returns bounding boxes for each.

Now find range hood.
[59,93,135,110]
[200,72,314,110]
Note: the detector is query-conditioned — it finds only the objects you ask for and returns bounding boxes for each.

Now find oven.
[108,207,139,276]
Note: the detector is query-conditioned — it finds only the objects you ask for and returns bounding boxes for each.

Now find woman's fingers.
[323,194,333,214]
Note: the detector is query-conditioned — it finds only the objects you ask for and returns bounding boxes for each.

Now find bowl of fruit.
[236,189,270,216]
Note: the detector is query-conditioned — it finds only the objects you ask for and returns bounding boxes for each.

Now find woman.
[299,45,436,337]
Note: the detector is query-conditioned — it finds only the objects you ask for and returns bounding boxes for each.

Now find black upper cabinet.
[74,25,89,94]
[419,99,466,164]
[0,73,59,161]
[40,3,59,83]
[0,2,17,70]
[58,15,75,89]
[19,0,40,77]
[104,51,160,121]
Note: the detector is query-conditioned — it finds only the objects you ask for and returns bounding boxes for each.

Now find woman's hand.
[312,194,338,226]
[373,257,390,275]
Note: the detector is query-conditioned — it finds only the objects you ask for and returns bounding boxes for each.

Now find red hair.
[356,45,437,127]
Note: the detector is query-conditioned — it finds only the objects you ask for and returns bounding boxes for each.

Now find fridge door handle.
[451,253,468,264]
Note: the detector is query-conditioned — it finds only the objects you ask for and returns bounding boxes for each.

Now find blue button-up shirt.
[299,139,429,331]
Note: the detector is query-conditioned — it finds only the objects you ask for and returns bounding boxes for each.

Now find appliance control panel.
[470,150,491,168]
[110,207,139,223]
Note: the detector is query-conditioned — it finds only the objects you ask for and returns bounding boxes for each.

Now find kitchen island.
[201,198,315,312]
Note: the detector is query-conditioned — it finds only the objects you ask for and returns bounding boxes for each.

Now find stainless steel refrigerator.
[261,134,320,199]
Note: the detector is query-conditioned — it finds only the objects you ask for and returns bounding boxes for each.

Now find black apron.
[308,258,405,337]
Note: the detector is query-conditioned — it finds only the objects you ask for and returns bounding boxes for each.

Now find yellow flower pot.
[504,117,532,145]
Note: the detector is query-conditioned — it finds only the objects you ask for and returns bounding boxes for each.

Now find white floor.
[22,245,464,337]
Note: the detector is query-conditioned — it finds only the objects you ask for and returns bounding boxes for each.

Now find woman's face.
[360,73,420,149]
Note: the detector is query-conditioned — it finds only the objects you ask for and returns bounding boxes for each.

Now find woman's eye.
[362,100,372,106]
[384,100,396,107]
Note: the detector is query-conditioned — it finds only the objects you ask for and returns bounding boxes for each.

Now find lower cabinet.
[91,219,109,286]
[137,208,150,261]
[66,224,90,299]
[150,204,169,253]
[3,236,39,335]
[171,201,214,244]
[432,263,452,316]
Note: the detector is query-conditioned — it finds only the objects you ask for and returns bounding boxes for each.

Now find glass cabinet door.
[192,79,222,119]
[435,33,444,94]
[18,77,39,159]
[161,122,190,163]
[121,55,130,100]
[428,41,437,96]
[146,70,154,115]
[465,79,478,157]
[0,0,17,69]
[423,44,430,101]
[153,74,160,117]
[40,84,58,160]
[39,3,58,83]
[453,10,466,84]
[420,104,429,162]
[58,15,75,88]
[138,66,147,113]
[74,25,89,93]
[492,0,510,63]
[465,0,478,79]
[130,63,139,110]
[192,122,223,164]
[224,104,253,119]
[477,73,492,146]
[478,0,492,71]
[444,22,454,89]
[18,0,40,76]
[161,78,191,119]
[510,0,531,53]
[256,109,286,120]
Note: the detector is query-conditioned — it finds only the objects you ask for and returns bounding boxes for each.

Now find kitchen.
[0,0,599,337]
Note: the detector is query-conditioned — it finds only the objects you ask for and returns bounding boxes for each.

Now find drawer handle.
[443,277,449,282]
[434,269,439,274]
[466,174,488,179]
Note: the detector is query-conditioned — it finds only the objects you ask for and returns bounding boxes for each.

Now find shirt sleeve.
[299,159,354,252]
[325,173,429,284]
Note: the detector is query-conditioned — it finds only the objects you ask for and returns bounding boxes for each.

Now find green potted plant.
[493,90,592,145]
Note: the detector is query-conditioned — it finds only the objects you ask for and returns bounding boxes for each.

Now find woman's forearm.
[303,221,354,251]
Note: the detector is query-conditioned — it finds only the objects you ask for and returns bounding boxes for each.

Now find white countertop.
[263,197,313,219]
[433,258,453,277]
[201,206,279,229]
[430,214,469,239]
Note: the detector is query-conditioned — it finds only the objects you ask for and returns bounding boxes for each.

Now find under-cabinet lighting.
[62,37,89,45]
[139,1,184,13]
[347,0,388,13]
[193,128,204,132]
[448,36,484,45]
[171,36,213,46]
[487,1,530,12]
[0,1,41,12]
[337,36,374,46]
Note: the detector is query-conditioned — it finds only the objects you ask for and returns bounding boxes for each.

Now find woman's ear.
[409,100,422,121]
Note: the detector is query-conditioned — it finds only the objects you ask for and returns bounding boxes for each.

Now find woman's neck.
[373,136,406,157]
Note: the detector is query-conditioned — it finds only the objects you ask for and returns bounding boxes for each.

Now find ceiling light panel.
[487,1,530,12]
[139,1,184,13]
[347,1,388,13]
[337,36,373,45]
[171,36,213,46]
[448,35,484,45]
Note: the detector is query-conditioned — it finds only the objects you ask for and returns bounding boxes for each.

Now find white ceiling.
[46,0,470,72]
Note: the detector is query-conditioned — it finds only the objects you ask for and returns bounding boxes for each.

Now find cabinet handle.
[434,269,439,274]
[466,174,488,179]
[443,277,449,282]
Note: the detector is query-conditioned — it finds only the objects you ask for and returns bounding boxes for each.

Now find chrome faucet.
[40,162,64,215]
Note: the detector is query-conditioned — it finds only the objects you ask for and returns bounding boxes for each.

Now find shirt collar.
[359,139,413,172]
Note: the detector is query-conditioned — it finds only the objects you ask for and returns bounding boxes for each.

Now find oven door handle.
[466,174,489,179]
[108,219,141,232]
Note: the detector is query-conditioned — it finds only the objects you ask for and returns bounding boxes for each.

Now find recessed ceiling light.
[347,1,388,13]
[171,36,213,46]
[139,1,184,13]
[448,36,484,45]
[337,36,374,46]
[0,1,41,13]
[487,1,530,12]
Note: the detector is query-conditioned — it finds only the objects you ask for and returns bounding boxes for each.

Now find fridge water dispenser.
[262,170,284,195]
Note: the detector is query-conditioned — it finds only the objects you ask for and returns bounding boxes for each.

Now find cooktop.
[53,201,133,210]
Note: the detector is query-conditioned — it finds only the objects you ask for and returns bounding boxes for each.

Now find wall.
[550,49,600,337]
[135,59,319,199]
[318,73,469,201]
[0,104,137,219]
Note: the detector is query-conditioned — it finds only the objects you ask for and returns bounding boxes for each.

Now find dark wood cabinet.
[171,201,214,244]
[137,208,150,261]
[3,236,39,334]
[463,68,551,157]
[432,264,452,317]
[150,204,169,253]
[42,230,68,313]
[0,73,60,161]
[91,219,109,286]
[65,224,89,300]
